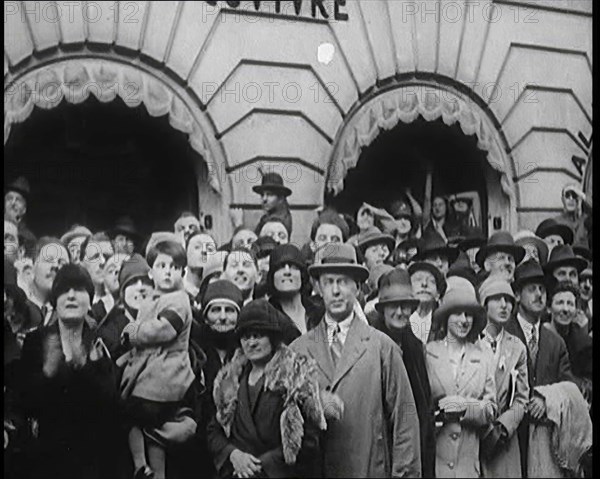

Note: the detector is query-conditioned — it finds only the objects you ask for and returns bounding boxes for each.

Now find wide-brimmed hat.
[109,216,141,241]
[414,230,459,263]
[309,243,369,283]
[202,279,243,316]
[236,298,286,337]
[476,231,525,268]
[408,261,447,296]
[375,269,420,313]
[512,259,547,291]
[60,225,93,246]
[5,176,31,201]
[479,276,516,308]
[252,172,292,197]
[446,250,477,287]
[457,227,486,252]
[544,244,587,274]
[356,229,395,255]
[118,253,151,296]
[432,276,486,337]
[513,230,549,266]
[535,218,574,245]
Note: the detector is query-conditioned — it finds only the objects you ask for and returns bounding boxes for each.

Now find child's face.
[150,253,183,292]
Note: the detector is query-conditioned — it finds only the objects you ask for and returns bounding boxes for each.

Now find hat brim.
[476,245,525,268]
[512,274,547,291]
[5,186,29,201]
[375,297,420,313]
[252,185,292,197]
[408,261,447,296]
[308,264,369,283]
[414,246,460,264]
[573,246,592,262]
[458,238,486,252]
[109,227,141,240]
[537,224,574,245]
[358,236,395,255]
[61,231,92,245]
[544,256,588,274]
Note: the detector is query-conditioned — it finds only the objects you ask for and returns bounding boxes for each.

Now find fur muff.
[213,344,342,465]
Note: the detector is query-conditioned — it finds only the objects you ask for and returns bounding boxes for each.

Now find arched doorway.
[327,117,491,234]
[5,96,201,237]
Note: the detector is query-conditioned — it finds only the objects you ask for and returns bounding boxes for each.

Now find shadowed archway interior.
[326,117,492,235]
[5,96,201,238]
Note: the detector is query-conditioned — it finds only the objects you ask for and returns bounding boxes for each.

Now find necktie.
[330,324,343,366]
[528,327,538,366]
[490,339,497,354]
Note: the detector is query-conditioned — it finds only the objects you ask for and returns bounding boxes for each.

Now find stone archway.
[327,79,518,233]
[4,55,233,240]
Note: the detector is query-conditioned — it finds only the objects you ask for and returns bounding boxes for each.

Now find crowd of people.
[3,173,593,478]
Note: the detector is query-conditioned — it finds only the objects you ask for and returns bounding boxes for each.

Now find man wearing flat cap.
[290,243,421,477]
[253,172,293,239]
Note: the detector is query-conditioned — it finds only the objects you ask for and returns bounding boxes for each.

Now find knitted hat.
[49,264,94,308]
[202,280,244,316]
[236,298,286,337]
[310,208,350,242]
[118,254,151,296]
[478,276,516,307]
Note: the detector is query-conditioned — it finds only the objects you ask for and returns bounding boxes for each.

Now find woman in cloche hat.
[425,276,497,478]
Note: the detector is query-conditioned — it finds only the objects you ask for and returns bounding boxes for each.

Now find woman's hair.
[436,308,482,343]
[146,240,187,269]
[550,280,580,303]
[266,261,311,298]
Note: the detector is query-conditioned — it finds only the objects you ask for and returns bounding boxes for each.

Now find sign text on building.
[206,0,349,21]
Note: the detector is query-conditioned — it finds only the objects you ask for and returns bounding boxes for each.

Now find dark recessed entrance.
[5,97,200,238]
[326,117,492,235]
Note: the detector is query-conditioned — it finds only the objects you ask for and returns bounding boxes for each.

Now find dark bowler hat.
[252,172,292,197]
[476,231,525,268]
[109,216,141,241]
[535,218,574,245]
[414,230,459,263]
[356,228,395,255]
[512,259,546,291]
[5,177,31,201]
[309,243,369,283]
[236,298,286,337]
[572,243,592,263]
[544,244,587,274]
[458,227,486,252]
[375,269,419,313]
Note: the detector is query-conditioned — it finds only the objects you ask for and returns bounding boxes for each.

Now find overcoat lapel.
[306,319,334,382]
[331,318,368,390]
[535,326,552,382]
[427,343,457,396]
[457,344,483,395]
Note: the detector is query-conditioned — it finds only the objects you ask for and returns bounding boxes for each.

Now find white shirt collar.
[517,312,540,343]
[325,311,354,346]
[409,309,432,344]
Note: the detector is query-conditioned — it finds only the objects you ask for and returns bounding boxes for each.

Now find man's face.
[553,265,579,287]
[544,234,564,253]
[66,235,88,264]
[82,242,107,289]
[4,191,26,224]
[175,216,201,244]
[314,224,343,251]
[394,217,412,236]
[382,301,415,330]
[550,291,577,327]
[432,197,447,220]
[123,278,152,311]
[517,282,547,317]
[150,253,183,292]
[484,251,516,282]
[580,275,592,301]
[224,251,259,294]
[453,200,469,214]
[261,191,281,212]
[4,220,19,263]
[318,273,358,321]
[206,301,239,333]
[364,243,389,270]
[410,269,439,303]
[232,229,258,250]
[424,253,449,276]
[259,221,289,245]
[33,243,69,296]
[103,255,123,296]
[486,294,514,325]
[187,234,217,269]
[562,190,578,213]
[113,234,135,255]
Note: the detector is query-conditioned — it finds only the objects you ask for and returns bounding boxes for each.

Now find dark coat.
[505,316,575,477]
[255,200,293,237]
[14,322,119,479]
[268,295,324,336]
[96,305,134,360]
[372,318,436,478]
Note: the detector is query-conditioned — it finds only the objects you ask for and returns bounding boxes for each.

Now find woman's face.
[447,311,473,341]
[395,218,412,235]
[187,234,217,269]
[357,207,374,231]
[206,301,239,333]
[123,279,152,311]
[240,331,273,363]
[232,229,257,250]
[364,243,390,270]
[273,263,302,294]
[259,222,289,245]
[56,287,90,322]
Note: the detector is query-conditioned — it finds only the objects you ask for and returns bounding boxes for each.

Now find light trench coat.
[480,331,530,478]
[426,340,497,478]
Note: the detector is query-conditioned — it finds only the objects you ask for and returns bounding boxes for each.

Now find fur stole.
[213,345,343,465]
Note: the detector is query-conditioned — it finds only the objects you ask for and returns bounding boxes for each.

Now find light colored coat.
[480,331,530,478]
[290,316,421,478]
[426,340,497,478]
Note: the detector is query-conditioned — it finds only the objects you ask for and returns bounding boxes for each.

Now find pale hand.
[528,395,546,421]
[439,395,468,413]
[230,449,262,478]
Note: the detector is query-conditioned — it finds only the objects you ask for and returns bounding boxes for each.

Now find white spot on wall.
[318,43,335,65]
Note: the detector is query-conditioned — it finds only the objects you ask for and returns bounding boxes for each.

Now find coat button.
[325,386,331,391]
[450,433,459,440]
[448,462,454,469]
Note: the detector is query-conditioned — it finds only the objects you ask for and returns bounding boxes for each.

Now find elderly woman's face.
[56,287,90,322]
[447,311,473,341]
[206,301,239,333]
[241,331,273,363]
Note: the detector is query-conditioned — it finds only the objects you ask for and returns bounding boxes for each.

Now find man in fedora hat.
[4,177,36,257]
[372,268,435,479]
[476,231,525,283]
[253,172,293,238]
[535,218,574,254]
[413,229,459,277]
[109,216,140,256]
[174,212,202,246]
[478,276,529,478]
[290,243,421,477]
[544,244,587,289]
[505,260,575,477]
